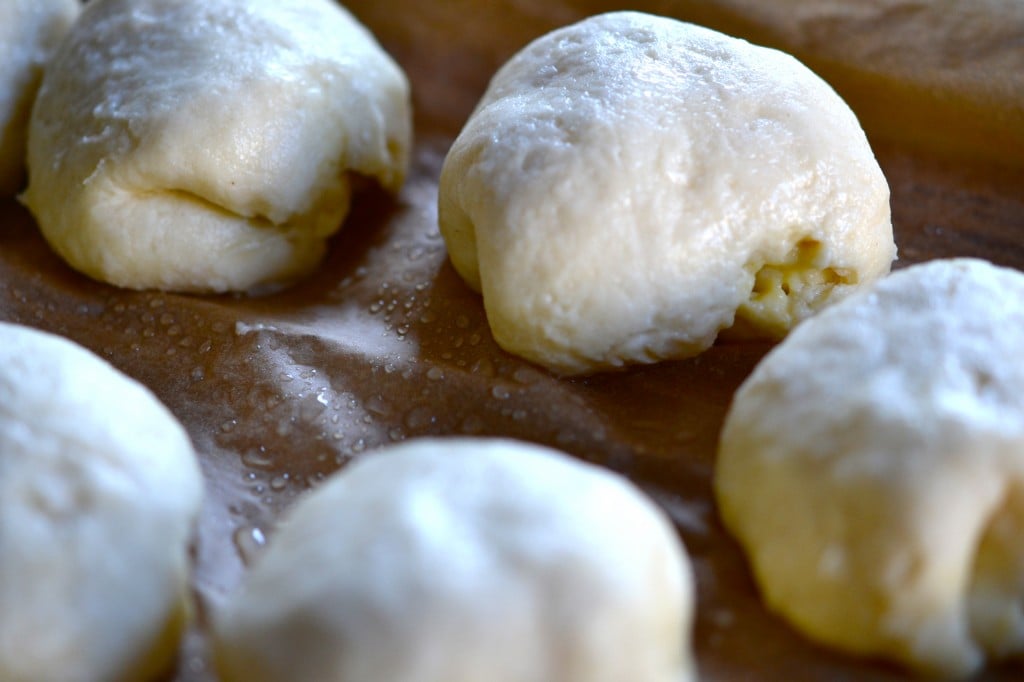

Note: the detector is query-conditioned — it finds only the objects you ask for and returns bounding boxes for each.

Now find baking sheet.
[1,1,1023,680]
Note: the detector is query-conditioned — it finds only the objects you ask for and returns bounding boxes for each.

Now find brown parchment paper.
[1,1,1023,680]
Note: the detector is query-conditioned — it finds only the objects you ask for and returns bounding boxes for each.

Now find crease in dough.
[22,0,412,293]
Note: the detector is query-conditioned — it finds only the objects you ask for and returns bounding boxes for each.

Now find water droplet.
[221,419,237,433]
[404,406,436,429]
[233,525,267,565]
[491,385,511,400]
[241,447,274,469]
[366,395,390,416]
[512,367,541,385]
[270,474,289,491]
[472,358,494,377]
[426,367,445,381]
[456,315,470,329]
[298,392,327,421]
[190,367,205,381]
[276,418,294,437]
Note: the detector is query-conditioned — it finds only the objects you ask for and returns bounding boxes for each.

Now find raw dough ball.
[438,11,894,375]
[715,258,1024,677]
[214,437,695,682]
[22,0,411,293]
[0,0,78,196]
[0,322,204,682]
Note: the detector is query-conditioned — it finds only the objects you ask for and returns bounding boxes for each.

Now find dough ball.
[0,322,204,682]
[438,11,894,375]
[0,0,78,196]
[214,437,694,682]
[715,258,1024,676]
[22,0,411,293]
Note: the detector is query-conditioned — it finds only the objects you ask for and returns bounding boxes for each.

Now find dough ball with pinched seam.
[214,437,695,682]
[0,321,204,682]
[22,0,411,293]
[0,0,78,196]
[715,258,1024,677]
[438,11,895,375]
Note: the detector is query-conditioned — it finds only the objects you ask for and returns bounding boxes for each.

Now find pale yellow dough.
[716,258,1024,677]
[0,0,78,196]
[214,438,695,682]
[22,0,411,293]
[0,322,204,682]
[439,11,894,375]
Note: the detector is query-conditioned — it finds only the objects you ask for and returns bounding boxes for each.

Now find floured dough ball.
[0,0,78,196]
[438,11,894,375]
[0,322,204,682]
[22,0,411,293]
[214,437,695,682]
[715,258,1024,677]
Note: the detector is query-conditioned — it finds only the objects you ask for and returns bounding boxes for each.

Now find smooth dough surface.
[438,11,894,375]
[0,0,78,196]
[214,437,695,682]
[0,322,204,682]
[715,258,1024,677]
[22,0,411,293]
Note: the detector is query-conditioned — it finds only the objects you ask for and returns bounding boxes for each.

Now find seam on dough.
[729,236,857,338]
